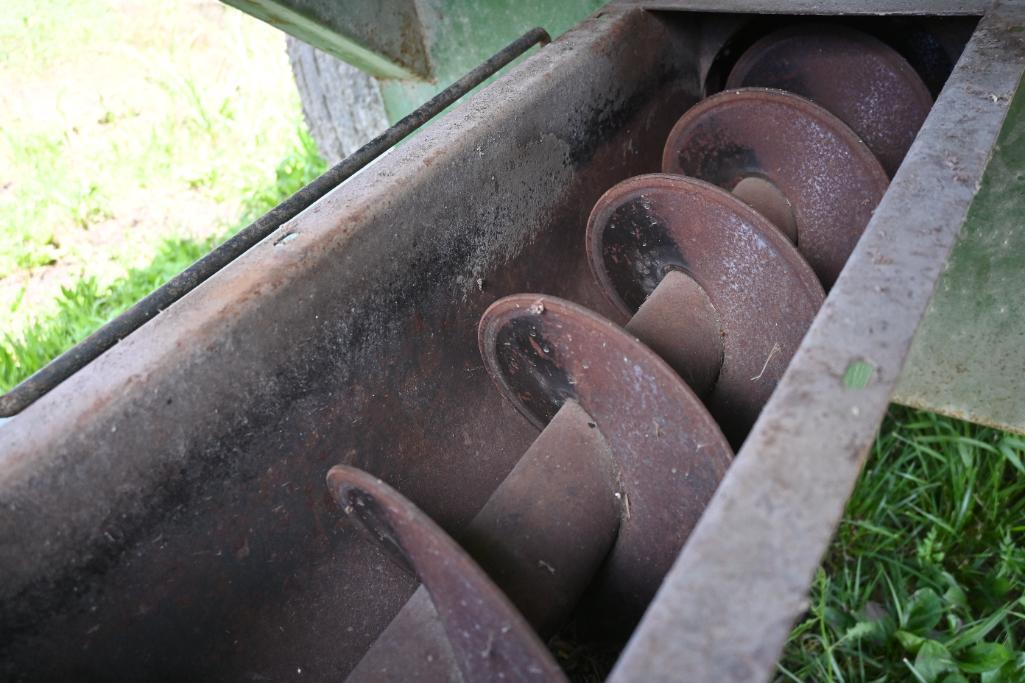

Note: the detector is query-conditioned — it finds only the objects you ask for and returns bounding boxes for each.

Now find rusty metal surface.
[725,24,933,176]
[586,174,824,443]
[458,400,620,636]
[625,270,723,398]
[327,466,567,682]
[662,89,890,287]
[693,15,974,107]
[479,294,732,627]
[610,5,1025,682]
[348,586,461,682]
[356,278,740,679]
[871,18,980,97]
[0,9,702,680]
[349,400,619,681]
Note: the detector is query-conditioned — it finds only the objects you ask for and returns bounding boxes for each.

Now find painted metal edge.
[612,0,989,14]
[376,0,605,121]
[609,3,1025,682]
[221,0,431,80]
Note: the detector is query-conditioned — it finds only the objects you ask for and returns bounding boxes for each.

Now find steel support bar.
[610,4,1025,681]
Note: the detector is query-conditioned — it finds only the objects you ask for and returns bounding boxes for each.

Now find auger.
[328,25,933,680]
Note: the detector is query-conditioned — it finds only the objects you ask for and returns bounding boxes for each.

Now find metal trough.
[2,2,1023,680]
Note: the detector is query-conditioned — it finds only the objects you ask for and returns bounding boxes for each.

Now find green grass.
[0,0,329,389]
[0,0,309,339]
[0,128,325,391]
[779,409,1025,683]
[0,0,111,70]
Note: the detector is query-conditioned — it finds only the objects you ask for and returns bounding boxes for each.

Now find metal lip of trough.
[622,0,991,14]
[611,3,1025,681]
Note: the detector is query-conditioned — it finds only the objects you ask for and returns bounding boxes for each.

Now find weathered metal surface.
[625,270,723,398]
[895,81,1025,435]
[869,17,980,97]
[479,294,732,628]
[355,280,741,677]
[220,0,432,80]
[457,400,620,636]
[0,8,700,680]
[586,174,824,443]
[327,466,567,682]
[696,15,976,100]
[662,89,890,287]
[610,5,1025,681]
[0,28,550,419]
[348,587,463,682]
[726,24,933,176]
[348,400,619,681]
[730,175,797,242]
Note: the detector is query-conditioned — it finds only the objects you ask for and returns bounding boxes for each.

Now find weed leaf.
[914,640,956,682]
[905,588,944,634]
[940,673,970,683]
[897,629,927,654]
[959,642,1013,674]
[843,620,882,642]
[981,659,1025,683]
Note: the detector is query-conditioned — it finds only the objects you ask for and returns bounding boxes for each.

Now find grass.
[0,0,327,390]
[778,409,1025,682]
[0,128,325,391]
[0,0,309,341]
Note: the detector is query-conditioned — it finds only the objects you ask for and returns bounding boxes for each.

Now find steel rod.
[0,27,551,418]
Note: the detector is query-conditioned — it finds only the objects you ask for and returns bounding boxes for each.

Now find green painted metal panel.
[376,0,605,121]
[895,74,1025,433]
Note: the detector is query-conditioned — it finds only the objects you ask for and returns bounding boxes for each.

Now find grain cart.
[2,1,1024,680]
